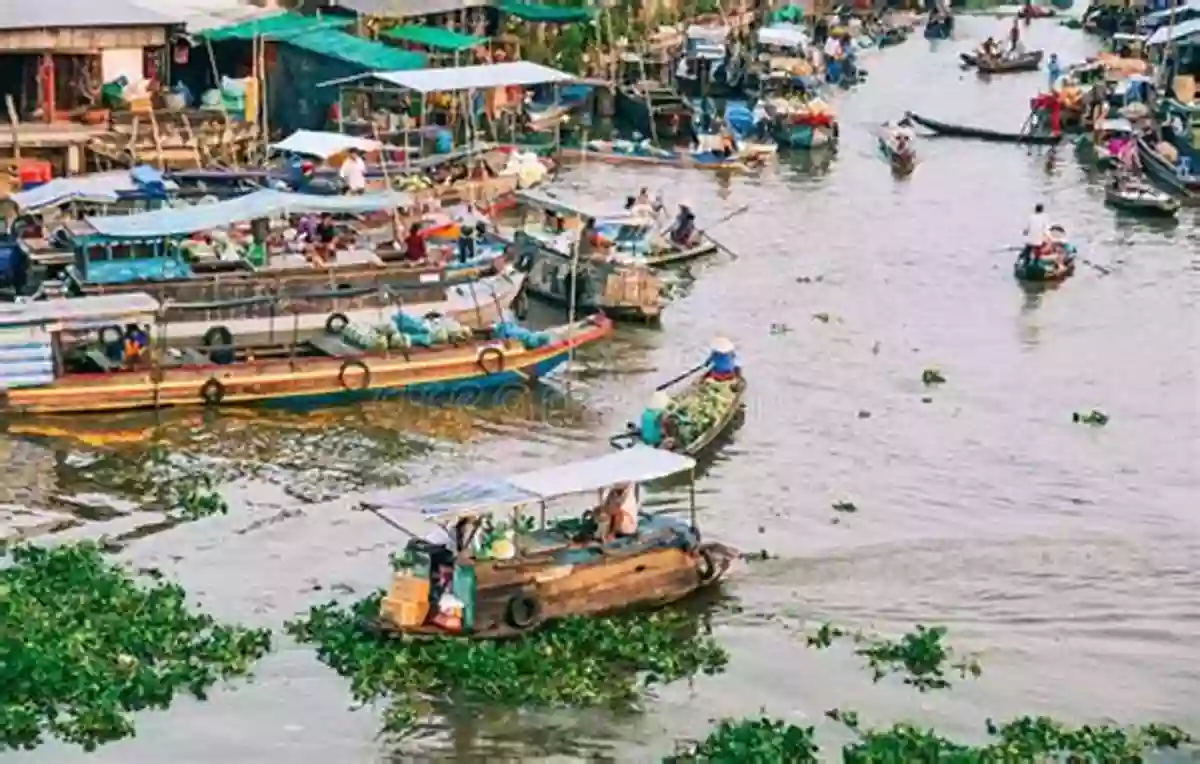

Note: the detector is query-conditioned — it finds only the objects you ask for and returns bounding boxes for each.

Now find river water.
[4,16,1198,763]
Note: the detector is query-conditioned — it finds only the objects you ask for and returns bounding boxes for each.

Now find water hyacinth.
[0,543,272,752]
[666,718,820,763]
[286,592,729,734]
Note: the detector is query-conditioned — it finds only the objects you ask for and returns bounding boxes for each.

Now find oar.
[696,204,751,258]
[655,362,708,391]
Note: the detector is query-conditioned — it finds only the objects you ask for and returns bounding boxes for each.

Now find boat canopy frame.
[361,445,698,529]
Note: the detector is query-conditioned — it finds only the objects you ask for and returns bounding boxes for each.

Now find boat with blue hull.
[924,14,954,39]
[0,293,611,415]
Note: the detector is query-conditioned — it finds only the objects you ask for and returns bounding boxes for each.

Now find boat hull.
[772,122,838,149]
[1103,188,1180,217]
[1013,255,1075,283]
[0,316,610,415]
[557,145,755,173]
[1137,138,1200,201]
[975,51,1044,74]
[904,111,1062,145]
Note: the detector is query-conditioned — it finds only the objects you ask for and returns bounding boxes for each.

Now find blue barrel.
[435,128,453,154]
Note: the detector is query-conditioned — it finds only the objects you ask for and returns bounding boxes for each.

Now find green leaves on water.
[671,715,1194,762]
[285,592,728,735]
[0,543,271,752]
[170,475,229,522]
[666,718,819,763]
[805,622,981,691]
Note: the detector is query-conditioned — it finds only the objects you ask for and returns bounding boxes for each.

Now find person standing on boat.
[1046,53,1062,91]
[339,148,368,195]
[705,337,739,382]
[1008,19,1021,55]
[1021,203,1050,263]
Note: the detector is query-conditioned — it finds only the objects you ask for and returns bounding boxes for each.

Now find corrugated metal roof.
[321,61,574,92]
[0,0,180,31]
[135,0,278,33]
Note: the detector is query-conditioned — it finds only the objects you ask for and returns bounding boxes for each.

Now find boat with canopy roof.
[0,292,609,414]
[360,445,737,638]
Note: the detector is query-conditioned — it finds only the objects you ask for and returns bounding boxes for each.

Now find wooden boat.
[876,26,909,48]
[362,446,738,638]
[1012,232,1077,283]
[1136,137,1200,201]
[924,14,954,39]
[1103,181,1181,217]
[903,111,1063,145]
[610,369,746,457]
[0,293,611,414]
[763,97,839,149]
[976,50,1044,74]
[1074,118,1135,169]
[557,140,758,173]
[878,124,917,176]
[614,83,696,141]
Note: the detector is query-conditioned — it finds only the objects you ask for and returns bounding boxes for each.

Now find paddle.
[655,362,709,391]
[696,204,751,258]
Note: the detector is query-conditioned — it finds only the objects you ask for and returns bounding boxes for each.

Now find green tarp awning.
[497,1,597,23]
[197,11,352,42]
[381,25,486,52]
[285,29,427,71]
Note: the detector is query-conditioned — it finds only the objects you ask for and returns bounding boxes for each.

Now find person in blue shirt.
[1047,53,1061,91]
[639,391,671,447]
[706,336,739,381]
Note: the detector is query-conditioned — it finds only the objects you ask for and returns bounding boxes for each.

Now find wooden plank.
[5,95,20,160]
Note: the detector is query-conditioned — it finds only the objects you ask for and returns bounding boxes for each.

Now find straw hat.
[711,336,735,353]
[649,391,671,409]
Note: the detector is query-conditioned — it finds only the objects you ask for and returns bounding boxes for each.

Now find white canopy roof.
[0,293,159,330]
[361,445,695,520]
[1147,16,1200,45]
[270,130,382,159]
[320,61,575,93]
[758,25,809,49]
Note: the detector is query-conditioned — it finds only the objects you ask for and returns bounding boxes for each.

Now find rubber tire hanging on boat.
[200,378,225,406]
[515,250,535,273]
[338,360,370,391]
[325,312,349,335]
[477,347,505,375]
[98,325,124,347]
[505,593,541,630]
[696,546,718,583]
[202,326,235,365]
[512,285,529,321]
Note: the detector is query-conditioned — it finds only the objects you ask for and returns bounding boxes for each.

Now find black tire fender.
[325,312,349,335]
[200,377,225,406]
[696,546,718,583]
[338,359,370,390]
[505,593,541,630]
[477,346,504,375]
[512,284,529,321]
[202,325,235,365]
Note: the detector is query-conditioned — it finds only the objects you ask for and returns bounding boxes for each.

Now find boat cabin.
[0,293,160,394]
[362,445,733,637]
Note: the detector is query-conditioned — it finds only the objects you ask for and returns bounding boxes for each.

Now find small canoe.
[558,141,758,173]
[877,129,917,176]
[1103,184,1181,217]
[876,27,909,47]
[903,111,1063,145]
[976,50,1044,74]
[611,372,746,457]
[1013,252,1075,283]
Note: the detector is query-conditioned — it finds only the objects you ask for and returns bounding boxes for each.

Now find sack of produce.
[341,322,382,351]
[394,312,430,335]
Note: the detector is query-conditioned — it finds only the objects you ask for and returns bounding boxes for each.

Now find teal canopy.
[497,0,597,23]
[381,24,486,52]
[196,11,352,42]
[284,29,427,70]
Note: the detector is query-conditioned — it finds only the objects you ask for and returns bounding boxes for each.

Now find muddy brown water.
[4,18,1199,763]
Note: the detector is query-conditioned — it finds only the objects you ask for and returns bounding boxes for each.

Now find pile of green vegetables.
[667,380,738,445]
[0,542,271,752]
[285,592,728,733]
[668,714,1193,762]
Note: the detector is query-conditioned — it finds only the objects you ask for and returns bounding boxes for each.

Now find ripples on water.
[2,17,1198,763]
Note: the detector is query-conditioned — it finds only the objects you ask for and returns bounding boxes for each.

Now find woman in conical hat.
[706,336,739,381]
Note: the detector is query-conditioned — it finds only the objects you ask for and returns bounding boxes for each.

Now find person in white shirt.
[1021,203,1049,262]
[823,34,842,61]
[339,148,367,195]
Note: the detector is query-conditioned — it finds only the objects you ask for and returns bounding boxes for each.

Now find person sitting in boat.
[980,37,999,61]
[639,391,671,447]
[122,324,149,365]
[668,203,697,246]
[595,483,639,542]
[705,337,740,382]
[403,223,427,263]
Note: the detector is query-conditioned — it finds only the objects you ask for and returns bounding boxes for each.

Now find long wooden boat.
[903,111,1063,145]
[611,370,746,457]
[969,50,1044,74]
[0,294,610,414]
[1136,137,1200,202]
[1103,183,1181,218]
[557,141,760,173]
[362,446,738,638]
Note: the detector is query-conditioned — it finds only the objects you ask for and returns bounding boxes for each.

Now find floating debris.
[812,313,831,324]
[1073,410,1109,426]
[921,368,947,385]
[795,275,826,284]
[770,323,792,334]
[803,622,979,692]
[857,410,872,419]
[832,501,859,514]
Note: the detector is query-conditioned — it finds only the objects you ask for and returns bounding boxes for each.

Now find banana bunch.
[396,175,434,191]
[666,380,737,444]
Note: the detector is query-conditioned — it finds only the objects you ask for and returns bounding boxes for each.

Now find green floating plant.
[804,623,981,691]
[286,592,728,735]
[666,718,820,763]
[0,543,271,752]
[170,475,230,522]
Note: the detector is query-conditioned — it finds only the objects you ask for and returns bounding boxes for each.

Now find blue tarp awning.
[8,167,176,213]
[84,189,415,239]
[361,445,696,520]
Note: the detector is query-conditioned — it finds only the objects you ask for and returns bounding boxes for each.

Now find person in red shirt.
[404,223,427,262]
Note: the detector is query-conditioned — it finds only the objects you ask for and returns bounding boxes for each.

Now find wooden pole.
[5,95,20,161]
